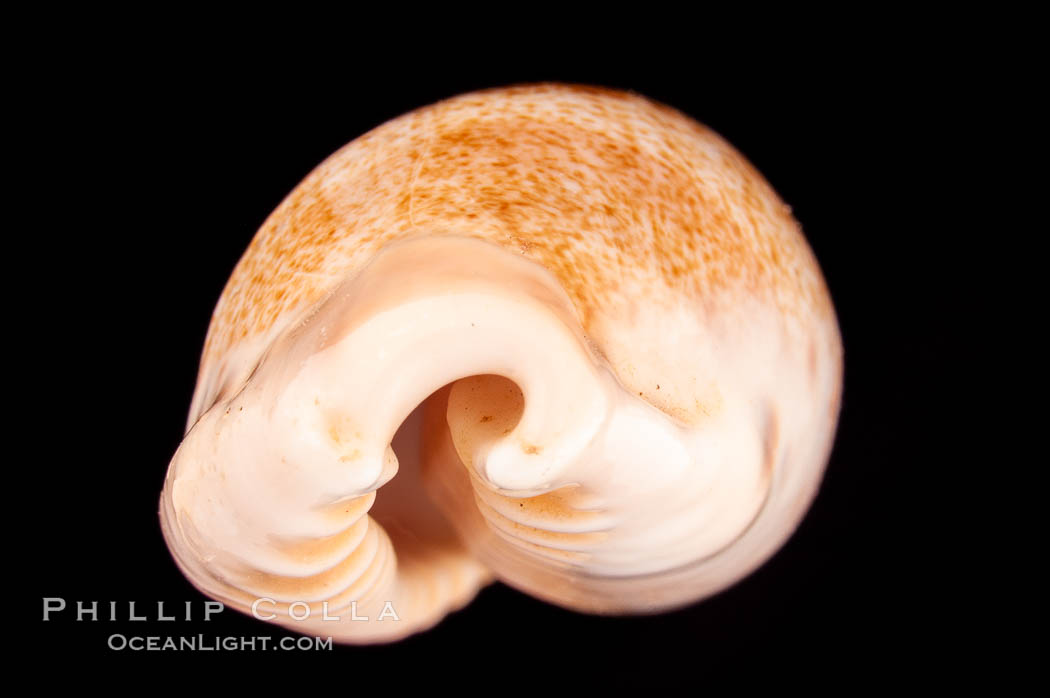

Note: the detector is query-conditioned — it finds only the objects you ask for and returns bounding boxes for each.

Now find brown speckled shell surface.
[196,84,832,422]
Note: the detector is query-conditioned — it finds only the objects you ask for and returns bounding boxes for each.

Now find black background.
[21,40,964,681]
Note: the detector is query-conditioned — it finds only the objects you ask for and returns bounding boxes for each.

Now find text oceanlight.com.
[107,634,332,651]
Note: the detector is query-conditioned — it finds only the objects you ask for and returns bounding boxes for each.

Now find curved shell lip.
[503,480,776,588]
[479,395,842,615]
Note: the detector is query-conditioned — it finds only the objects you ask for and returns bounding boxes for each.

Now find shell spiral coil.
[159,84,843,643]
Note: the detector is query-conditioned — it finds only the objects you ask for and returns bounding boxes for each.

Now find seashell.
[159,84,843,643]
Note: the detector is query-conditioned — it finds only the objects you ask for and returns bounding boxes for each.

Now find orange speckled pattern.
[201,84,831,375]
